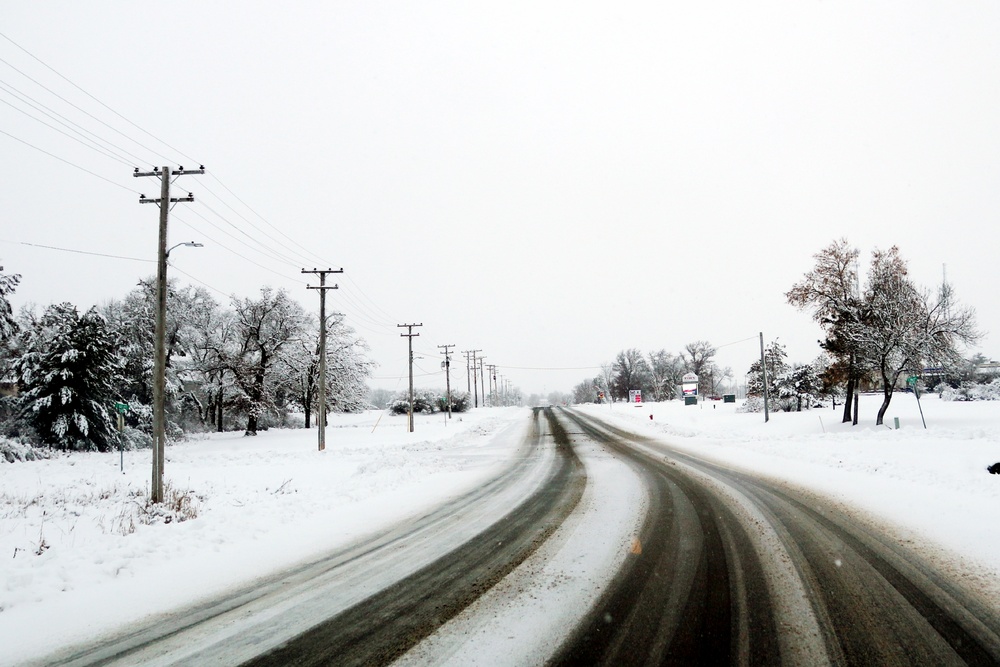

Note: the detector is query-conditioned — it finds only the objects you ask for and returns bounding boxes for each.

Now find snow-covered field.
[3,394,1000,665]
[0,408,528,666]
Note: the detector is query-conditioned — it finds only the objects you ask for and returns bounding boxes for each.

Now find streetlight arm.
[166,241,204,258]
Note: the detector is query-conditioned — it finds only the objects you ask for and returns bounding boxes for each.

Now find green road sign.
[906,376,919,387]
[114,402,129,414]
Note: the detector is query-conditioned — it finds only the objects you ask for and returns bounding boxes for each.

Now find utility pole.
[135,165,204,504]
[438,344,455,419]
[464,349,482,408]
[478,357,487,407]
[398,323,423,431]
[303,268,343,451]
[486,364,497,406]
[759,331,770,424]
[462,351,472,396]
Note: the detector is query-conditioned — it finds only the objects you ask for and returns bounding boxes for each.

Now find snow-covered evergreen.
[14,303,121,451]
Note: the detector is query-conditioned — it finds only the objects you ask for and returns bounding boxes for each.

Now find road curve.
[549,407,1000,666]
[39,409,584,667]
[241,409,585,667]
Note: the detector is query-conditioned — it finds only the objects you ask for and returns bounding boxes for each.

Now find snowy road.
[26,405,1000,666]
[36,409,585,667]
[550,408,1000,666]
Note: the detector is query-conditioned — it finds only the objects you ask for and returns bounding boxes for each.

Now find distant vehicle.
[708,395,722,401]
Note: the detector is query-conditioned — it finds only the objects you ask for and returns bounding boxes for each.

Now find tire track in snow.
[555,408,1000,666]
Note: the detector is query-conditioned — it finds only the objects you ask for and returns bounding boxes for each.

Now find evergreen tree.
[15,304,121,451]
[746,339,788,399]
[0,268,21,344]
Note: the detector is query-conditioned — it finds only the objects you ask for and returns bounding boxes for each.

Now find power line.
[0,238,153,262]
[0,36,192,164]
[208,173,331,267]
[199,179,327,267]
[498,364,603,371]
[171,213,307,288]
[0,128,140,193]
[183,205,302,268]
[0,34,410,335]
[167,264,230,298]
[0,79,148,165]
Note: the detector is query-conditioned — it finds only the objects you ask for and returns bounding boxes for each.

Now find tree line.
[568,239,982,427]
[0,272,374,452]
[572,341,732,404]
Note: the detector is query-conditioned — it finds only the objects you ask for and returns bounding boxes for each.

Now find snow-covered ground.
[3,394,1000,665]
[579,393,1000,604]
[0,408,529,666]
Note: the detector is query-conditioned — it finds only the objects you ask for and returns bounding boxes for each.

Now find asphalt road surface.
[548,407,1000,666]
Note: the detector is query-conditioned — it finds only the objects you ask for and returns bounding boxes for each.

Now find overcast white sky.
[3,2,999,396]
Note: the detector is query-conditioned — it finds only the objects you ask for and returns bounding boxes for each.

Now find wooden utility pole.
[478,356,487,407]
[303,268,343,451]
[464,349,482,407]
[759,331,770,424]
[486,364,497,406]
[135,165,203,504]
[438,344,455,419]
[398,323,423,431]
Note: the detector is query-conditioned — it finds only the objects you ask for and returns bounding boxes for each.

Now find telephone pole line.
[463,349,482,407]
[303,268,343,451]
[438,344,455,419]
[135,165,204,504]
[399,323,423,431]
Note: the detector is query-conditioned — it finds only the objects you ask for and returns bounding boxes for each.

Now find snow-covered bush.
[0,435,52,463]
[389,389,472,415]
[738,396,764,413]
[940,379,1000,401]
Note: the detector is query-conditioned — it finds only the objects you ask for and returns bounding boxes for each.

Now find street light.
[151,240,203,503]
[166,241,204,258]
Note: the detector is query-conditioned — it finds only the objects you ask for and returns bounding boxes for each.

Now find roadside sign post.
[682,373,699,406]
[906,376,927,429]
[115,402,129,473]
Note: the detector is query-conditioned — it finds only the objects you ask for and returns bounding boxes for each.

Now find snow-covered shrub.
[389,389,472,415]
[121,426,152,451]
[940,379,1000,401]
[0,435,52,463]
[738,396,764,413]
[125,482,203,531]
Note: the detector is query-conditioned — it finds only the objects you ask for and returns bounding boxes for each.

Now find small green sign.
[114,402,130,414]
[906,376,919,387]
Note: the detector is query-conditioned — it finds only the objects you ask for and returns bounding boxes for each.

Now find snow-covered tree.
[611,348,651,400]
[845,247,979,425]
[275,314,374,426]
[15,303,121,451]
[746,339,788,399]
[682,340,718,396]
[786,239,867,423]
[572,377,602,404]
[0,268,20,344]
[779,363,824,412]
[227,287,308,435]
[648,349,684,401]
